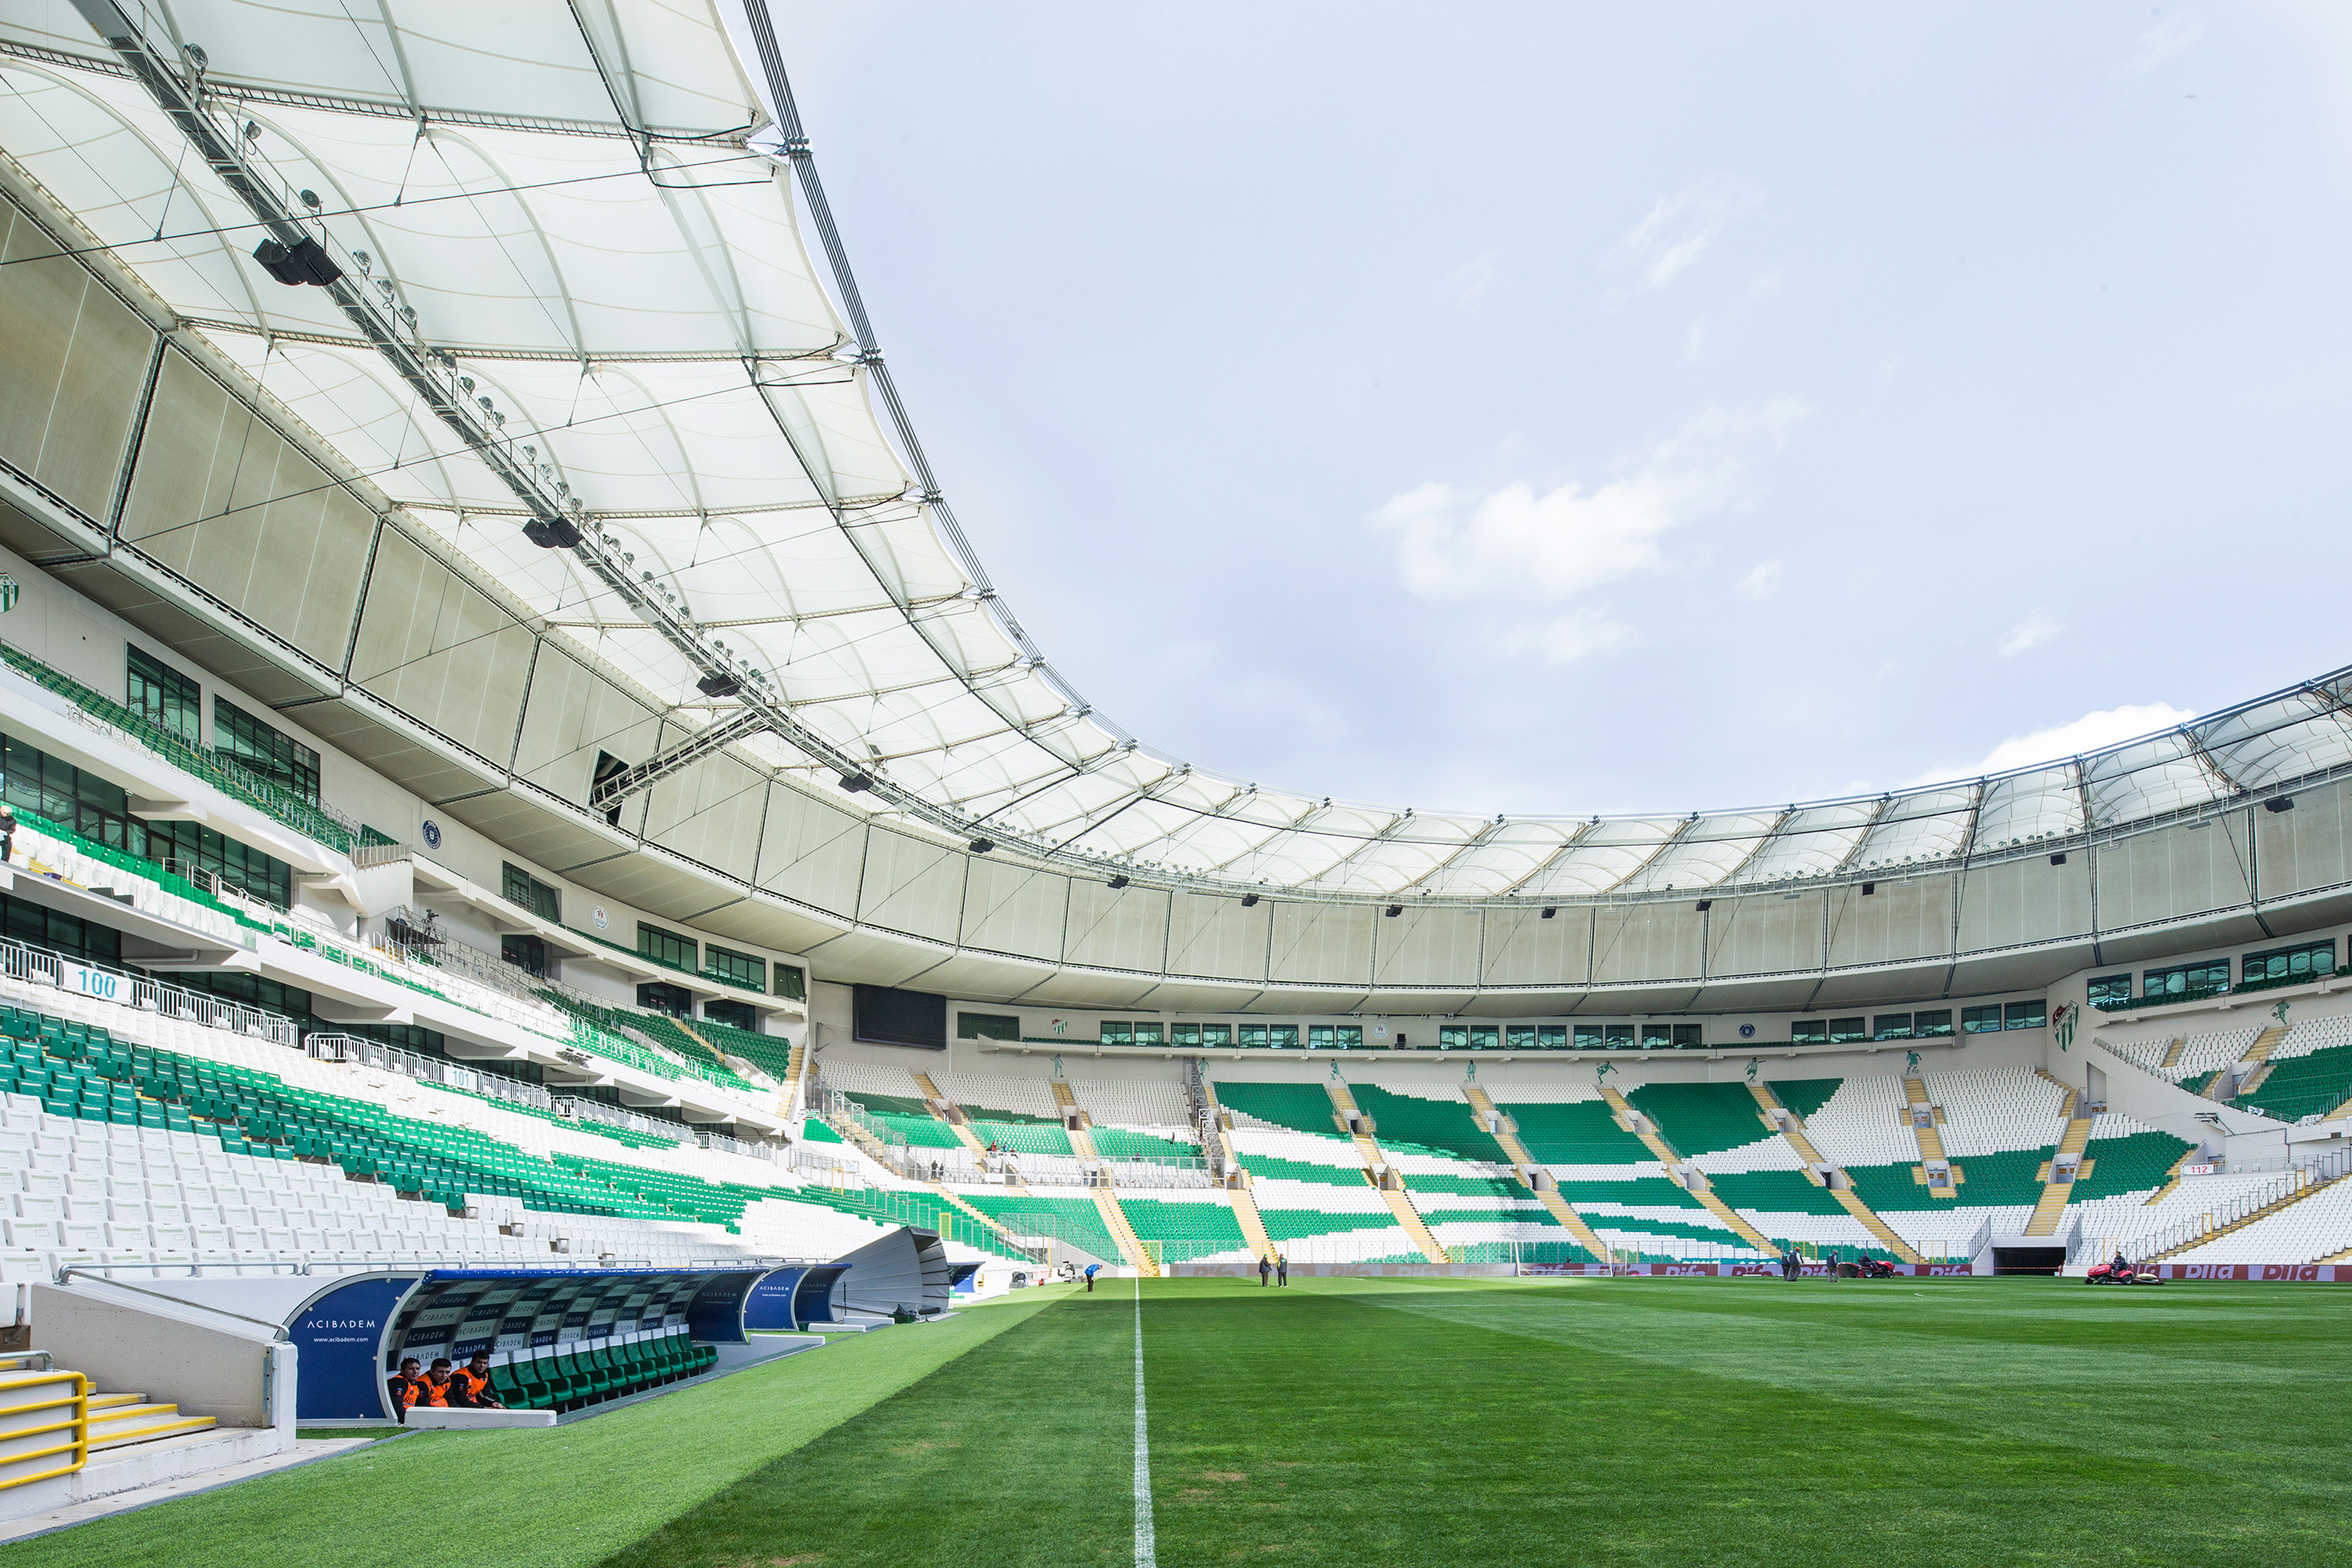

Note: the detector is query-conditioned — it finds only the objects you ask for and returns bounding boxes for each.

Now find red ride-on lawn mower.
[2085,1261,2166,1285]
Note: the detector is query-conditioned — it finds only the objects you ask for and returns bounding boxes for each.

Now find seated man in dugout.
[388,1356,444,1423]
[449,1350,505,1409]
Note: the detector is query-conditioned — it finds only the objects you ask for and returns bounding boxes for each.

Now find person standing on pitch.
[1084,1261,1100,1293]
[1276,1253,1289,1287]
[1259,1254,1273,1286]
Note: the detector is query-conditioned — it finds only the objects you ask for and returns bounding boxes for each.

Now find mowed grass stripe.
[596,1290,1137,1568]
[1140,1277,2342,1567]
[1344,1276,2352,1484]
[0,1289,1070,1568]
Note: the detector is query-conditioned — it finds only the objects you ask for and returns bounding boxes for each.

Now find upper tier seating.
[2072,1118,2195,1202]
[1344,1083,1511,1164]
[689,1016,795,1086]
[1215,1081,1341,1136]
[1794,1075,1917,1167]
[1922,1068,2067,1156]
[1626,1083,1774,1157]
[1496,1099,1653,1166]
[1770,1078,1843,1120]
[1069,1078,1193,1130]
[931,1072,1060,1121]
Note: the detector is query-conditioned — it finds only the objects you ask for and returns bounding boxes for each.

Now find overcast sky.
[780,3,2352,819]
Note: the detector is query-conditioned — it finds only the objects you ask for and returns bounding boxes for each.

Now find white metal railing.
[0,932,297,1046]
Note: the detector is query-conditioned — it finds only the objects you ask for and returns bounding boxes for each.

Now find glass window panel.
[703,944,764,991]
[213,697,320,803]
[1961,1005,2003,1034]
[1200,1025,1231,1046]
[2004,999,2047,1030]
[1791,1019,1829,1046]
[1873,1015,1913,1041]
[958,1012,1019,1041]
[2087,974,2131,1006]
[1467,1025,1499,1049]
[774,965,806,1000]
[1640,1023,1672,1050]
[636,923,695,971]
[126,647,200,744]
[1268,1025,1299,1049]
[1172,1023,1201,1047]
[1572,1025,1604,1050]
[1827,1017,1868,1044]
[1912,1009,1953,1038]
[1133,1022,1165,1046]
[1439,1025,1467,1051]
[1100,1021,1134,1045]
[1336,1026,1362,1049]
[1308,1025,1335,1050]
[1537,1025,1567,1049]
[1505,1025,1537,1050]
[1671,1025,1703,1048]
[1604,1024,1635,1049]
[1238,1025,1269,1048]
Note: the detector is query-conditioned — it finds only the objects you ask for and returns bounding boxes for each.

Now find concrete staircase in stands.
[1197,1083,1279,1263]
[2025,1071,2091,1236]
[911,1071,990,1156]
[2223,1024,2292,1100]
[1053,1080,1158,1274]
[1597,1083,1777,1253]
[1325,1080,1447,1262]
[1749,1083,1922,1262]
[1460,1083,1611,1257]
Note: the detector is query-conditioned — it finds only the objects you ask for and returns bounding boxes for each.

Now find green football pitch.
[12,1276,2346,1567]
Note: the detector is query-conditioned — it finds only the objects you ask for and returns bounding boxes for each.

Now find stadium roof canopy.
[6,0,2351,905]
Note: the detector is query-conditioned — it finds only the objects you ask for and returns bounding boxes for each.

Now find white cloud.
[2118,12,2203,76]
[1525,608,1637,664]
[1998,608,2061,657]
[1911,702,2199,784]
[1368,399,1811,607]
[1603,174,1763,297]
[1736,560,1783,600]
[1439,251,1499,305]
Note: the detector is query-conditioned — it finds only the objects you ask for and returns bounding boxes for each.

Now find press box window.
[1791,1019,1829,1046]
[637,982,691,1017]
[501,863,560,922]
[1101,1021,1134,1045]
[1874,1015,1913,1041]
[1573,1025,1605,1050]
[1440,1025,1467,1051]
[2003,999,2047,1030]
[1239,1025,1269,1048]
[1961,1005,2003,1034]
[1134,1022,1166,1046]
[126,647,200,744]
[1336,1025,1363,1049]
[501,934,547,977]
[958,1012,1019,1041]
[702,999,758,1032]
[1269,1025,1299,1049]
[2242,940,2335,985]
[2142,959,2229,999]
[1827,1017,1868,1045]
[638,922,696,972]
[1200,1025,1232,1046]
[1671,1025,1703,1048]
[1640,1023,1672,1051]
[1912,1009,1953,1038]
[704,944,764,992]
[1604,1024,1635,1049]
[2086,974,2131,1006]
[1172,1023,1202,1047]
[774,964,806,1001]
[1507,1025,1536,1050]
[213,698,321,802]
[1537,1025,1567,1049]
[1310,1025,1337,1050]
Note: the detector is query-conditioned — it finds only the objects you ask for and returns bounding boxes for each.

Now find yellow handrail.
[0,1370,91,1491]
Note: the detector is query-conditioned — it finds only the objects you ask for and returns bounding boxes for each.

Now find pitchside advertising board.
[2157,1265,2352,1282]
[1520,1262,1979,1277]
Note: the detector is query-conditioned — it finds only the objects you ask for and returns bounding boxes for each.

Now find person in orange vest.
[420,1358,458,1409]
[449,1350,505,1409]
[387,1356,431,1422]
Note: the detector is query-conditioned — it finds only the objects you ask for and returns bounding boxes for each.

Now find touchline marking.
[1134,1274,1157,1567]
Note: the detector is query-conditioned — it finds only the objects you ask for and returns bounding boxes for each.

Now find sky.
[779,3,2352,820]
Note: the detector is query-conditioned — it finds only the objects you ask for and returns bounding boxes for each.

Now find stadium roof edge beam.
[5,1,2352,902]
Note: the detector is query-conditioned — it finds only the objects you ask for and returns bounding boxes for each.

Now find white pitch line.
[1134,1273,1157,1567]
